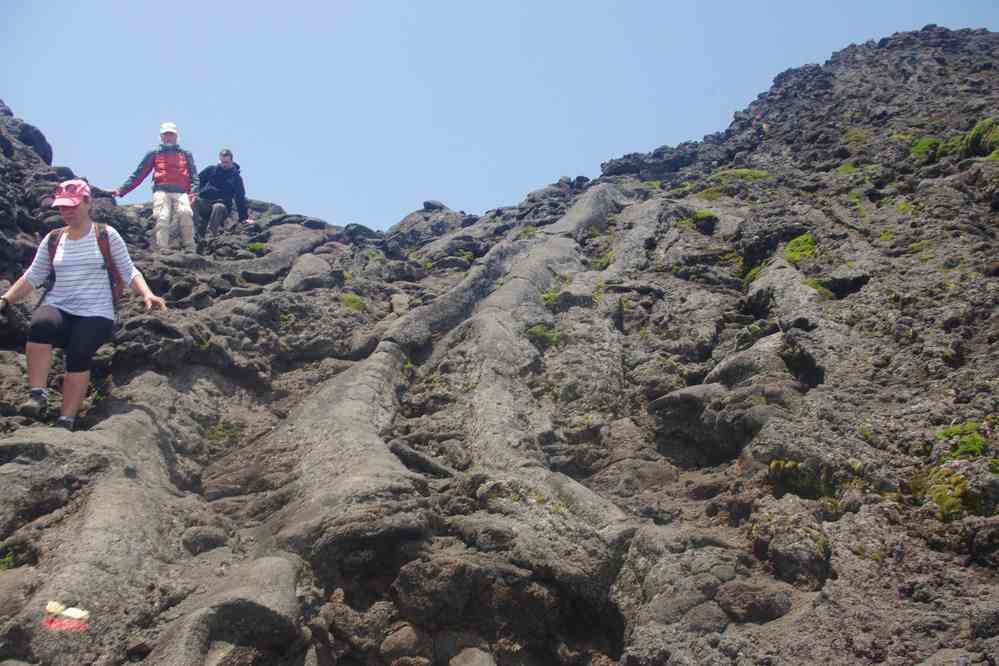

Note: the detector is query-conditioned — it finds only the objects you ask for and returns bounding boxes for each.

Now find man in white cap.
[113,122,199,252]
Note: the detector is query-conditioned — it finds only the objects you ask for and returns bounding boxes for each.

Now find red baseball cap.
[51,179,91,207]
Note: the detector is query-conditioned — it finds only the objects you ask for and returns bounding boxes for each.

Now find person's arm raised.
[116,150,156,198]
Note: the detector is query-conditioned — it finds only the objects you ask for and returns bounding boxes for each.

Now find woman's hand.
[1,277,34,312]
[130,275,167,311]
[144,294,167,311]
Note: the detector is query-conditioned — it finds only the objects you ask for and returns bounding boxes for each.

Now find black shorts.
[27,306,114,373]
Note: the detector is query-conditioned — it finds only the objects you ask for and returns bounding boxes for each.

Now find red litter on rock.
[42,616,88,632]
[42,601,90,632]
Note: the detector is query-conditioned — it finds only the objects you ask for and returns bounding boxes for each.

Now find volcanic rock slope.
[1,25,999,666]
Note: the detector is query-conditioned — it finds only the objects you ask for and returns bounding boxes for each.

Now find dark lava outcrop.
[1,24,999,666]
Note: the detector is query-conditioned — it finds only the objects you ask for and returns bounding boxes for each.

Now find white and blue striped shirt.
[24,225,141,321]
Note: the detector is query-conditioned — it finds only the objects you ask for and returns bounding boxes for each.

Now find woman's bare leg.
[60,370,90,418]
[26,341,53,388]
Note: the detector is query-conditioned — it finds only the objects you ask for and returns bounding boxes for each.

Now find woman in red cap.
[0,179,167,431]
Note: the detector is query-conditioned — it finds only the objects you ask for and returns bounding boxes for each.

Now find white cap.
[159,122,179,137]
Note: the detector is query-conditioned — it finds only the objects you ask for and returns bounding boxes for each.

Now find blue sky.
[3,1,997,230]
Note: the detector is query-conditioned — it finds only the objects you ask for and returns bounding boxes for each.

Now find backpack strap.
[44,227,68,291]
[95,223,126,310]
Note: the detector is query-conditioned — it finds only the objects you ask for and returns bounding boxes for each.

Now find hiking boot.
[53,417,75,432]
[18,390,48,419]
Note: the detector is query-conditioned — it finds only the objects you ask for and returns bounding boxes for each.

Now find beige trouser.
[152,191,195,250]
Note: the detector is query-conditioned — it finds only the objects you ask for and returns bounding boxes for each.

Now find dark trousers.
[194,199,230,236]
[28,306,114,372]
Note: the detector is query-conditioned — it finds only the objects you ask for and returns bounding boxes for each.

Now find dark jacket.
[197,163,248,220]
[119,144,198,196]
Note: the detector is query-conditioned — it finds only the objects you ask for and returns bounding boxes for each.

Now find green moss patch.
[696,187,725,201]
[719,252,744,273]
[910,136,942,164]
[845,128,869,151]
[743,263,764,287]
[907,421,996,522]
[943,135,964,156]
[848,190,867,218]
[960,118,999,157]
[541,282,561,308]
[591,281,606,304]
[525,324,561,350]
[938,422,988,461]
[910,466,975,522]
[784,233,817,265]
[836,162,858,175]
[341,293,365,312]
[911,120,999,164]
[592,250,614,271]
[804,278,834,299]
[206,420,244,444]
[676,209,717,231]
[768,459,838,499]
[669,181,696,195]
[710,168,771,183]
[516,226,537,240]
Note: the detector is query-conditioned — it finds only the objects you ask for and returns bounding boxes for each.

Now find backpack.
[46,223,126,310]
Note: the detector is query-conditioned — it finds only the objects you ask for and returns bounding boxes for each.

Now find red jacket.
[118,144,199,196]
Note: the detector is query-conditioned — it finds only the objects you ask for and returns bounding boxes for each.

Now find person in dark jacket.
[113,122,199,252]
[195,148,250,237]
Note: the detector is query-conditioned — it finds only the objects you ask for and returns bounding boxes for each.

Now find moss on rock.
[525,323,561,350]
[768,459,838,499]
[711,168,772,183]
[960,118,999,158]
[784,233,817,265]
[910,136,942,164]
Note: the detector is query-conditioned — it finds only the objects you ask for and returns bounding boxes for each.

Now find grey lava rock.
[2,25,999,665]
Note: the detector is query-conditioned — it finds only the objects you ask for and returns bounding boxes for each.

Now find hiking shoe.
[18,391,48,419]
[53,417,75,432]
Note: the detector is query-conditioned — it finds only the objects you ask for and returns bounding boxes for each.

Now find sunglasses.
[53,183,89,196]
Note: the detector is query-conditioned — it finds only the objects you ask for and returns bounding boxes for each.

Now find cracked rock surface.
[2,25,999,666]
